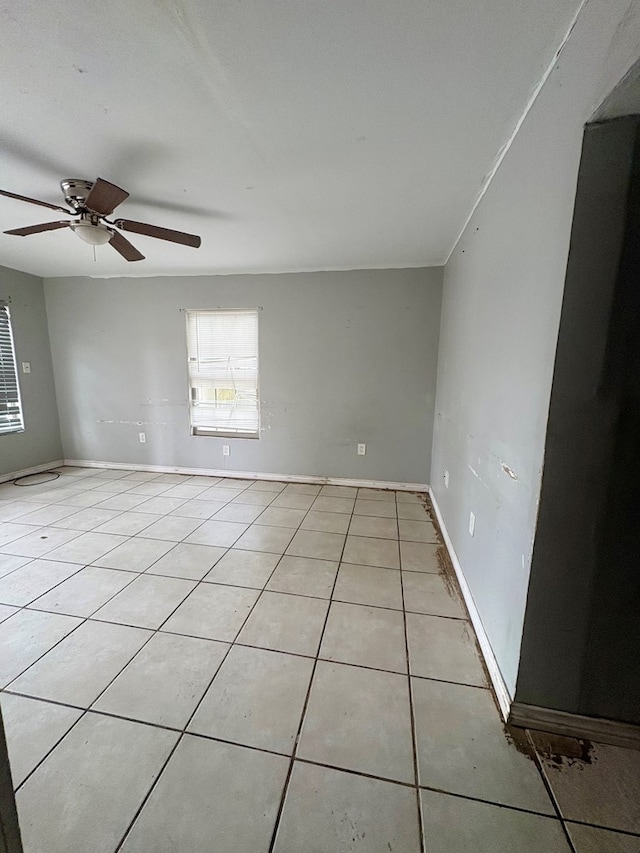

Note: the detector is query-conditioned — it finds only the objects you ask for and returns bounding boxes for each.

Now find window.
[0,302,24,436]
[186,309,259,438]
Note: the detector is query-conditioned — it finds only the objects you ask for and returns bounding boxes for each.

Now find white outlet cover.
[357,443,366,455]
[444,470,449,488]
[138,432,146,443]
[223,445,230,456]
[468,511,476,537]
[21,362,31,373]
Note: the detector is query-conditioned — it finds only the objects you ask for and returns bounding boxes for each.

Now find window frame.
[185,308,260,440]
[0,301,24,437]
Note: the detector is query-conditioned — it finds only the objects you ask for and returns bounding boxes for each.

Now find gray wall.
[430,0,640,698]
[45,267,442,484]
[0,266,62,477]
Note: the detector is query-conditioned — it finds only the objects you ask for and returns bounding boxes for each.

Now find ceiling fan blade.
[109,230,144,261]
[4,220,71,236]
[0,188,70,214]
[85,178,129,216]
[115,218,201,248]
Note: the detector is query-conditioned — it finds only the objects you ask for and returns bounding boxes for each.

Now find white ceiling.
[1,0,582,278]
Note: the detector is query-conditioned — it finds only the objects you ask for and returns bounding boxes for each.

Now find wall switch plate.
[223,445,230,456]
[21,362,31,374]
[444,470,449,488]
[469,511,476,537]
[357,443,366,455]
[138,432,146,443]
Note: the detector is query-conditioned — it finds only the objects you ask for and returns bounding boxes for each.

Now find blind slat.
[185,310,259,436]
[0,304,24,436]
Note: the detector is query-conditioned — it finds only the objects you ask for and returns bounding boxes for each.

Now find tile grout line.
[11,536,231,792]
[113,732,184,853]
[2,472,260,540]
[558,818,640,840]
[5,474,639,845]
[0,515,196,695]
[8,558,183,792]
[0,474,278,624]
[265,490,357,853]
[4,632,495,692]
[111,524,300,852]
[1,481,430,694]
[2,474,448,849]
[1,485,447,716]
[2,559,454,618]
[7,677,626,834]
[524,728,578,852]
[398,490,427,853]
[2,494,249,793]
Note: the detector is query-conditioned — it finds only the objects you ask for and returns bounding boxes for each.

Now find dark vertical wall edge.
[515,117,640,713]
[0,709,22,853]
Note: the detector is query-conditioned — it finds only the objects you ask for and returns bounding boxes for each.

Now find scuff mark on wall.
[96,419,167,426]
[501,462,519,481]
[141,399,186,407]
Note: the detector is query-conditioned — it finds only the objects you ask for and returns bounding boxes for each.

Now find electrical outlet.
[223,445,230,457]
[138,432,146,443]
[444,470,449,488]
[468,511,476,537]
[21,362,31,374]
[357,443,366,456]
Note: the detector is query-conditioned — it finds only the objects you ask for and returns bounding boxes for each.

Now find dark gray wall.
[431,0,640,698]
[45,267,442,484]
[0,266,62,478]
[0,707,22,853]
[516,119,639,720]
[582,120,640,723]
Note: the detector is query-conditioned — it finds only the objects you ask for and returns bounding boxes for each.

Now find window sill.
[191,428,259,440]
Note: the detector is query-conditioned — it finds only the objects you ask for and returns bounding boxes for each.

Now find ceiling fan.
[0,178,201,261]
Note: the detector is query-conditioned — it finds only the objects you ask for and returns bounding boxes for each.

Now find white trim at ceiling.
[444,0,590,265]
[78,261,446,281]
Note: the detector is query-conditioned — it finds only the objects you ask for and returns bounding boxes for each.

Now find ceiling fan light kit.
[0,177,202,261]
[70,219,113,245]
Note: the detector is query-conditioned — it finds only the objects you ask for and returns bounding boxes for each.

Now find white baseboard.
[62,459,428,493]
[0,459,64,485]
[429,487,512,721]
[509,702,640,750]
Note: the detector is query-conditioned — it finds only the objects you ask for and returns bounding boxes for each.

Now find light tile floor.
[0,467,638,852]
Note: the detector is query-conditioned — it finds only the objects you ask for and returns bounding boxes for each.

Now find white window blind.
[186,309,259,437]
[0,302,24,436]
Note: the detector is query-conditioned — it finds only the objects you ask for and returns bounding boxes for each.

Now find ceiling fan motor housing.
[60,178,94,211]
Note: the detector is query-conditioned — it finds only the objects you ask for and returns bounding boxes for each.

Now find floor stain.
[504,724,596,769]
[418,493,434,520]
[530,730,595,769]
[435,544,460,602]
[414,492,599,774]
[423,493,504,715]
[504,724,537,761]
